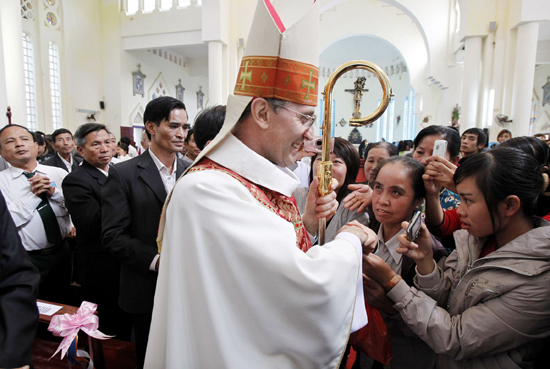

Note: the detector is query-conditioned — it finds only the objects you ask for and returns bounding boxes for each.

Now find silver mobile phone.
[406,211,422,242]
[433,139,447,158]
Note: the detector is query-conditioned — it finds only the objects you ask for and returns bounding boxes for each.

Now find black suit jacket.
[62,160,119,287]
[0,192,40,368]
[101,150,187,314]
[43,152,82,172]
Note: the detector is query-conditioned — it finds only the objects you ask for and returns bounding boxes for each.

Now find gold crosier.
[317,61,393,245]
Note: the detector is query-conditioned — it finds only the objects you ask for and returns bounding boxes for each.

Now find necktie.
[24,171,63,245]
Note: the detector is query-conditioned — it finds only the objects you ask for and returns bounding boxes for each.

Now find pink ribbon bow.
[47,301,113,360]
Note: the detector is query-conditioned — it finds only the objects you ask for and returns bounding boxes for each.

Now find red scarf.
[188,158,312,252]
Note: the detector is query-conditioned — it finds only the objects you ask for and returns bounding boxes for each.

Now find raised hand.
[424,155,457,193]
[396,221,436,275]
[343,183,372,213]
[302,176,339,235]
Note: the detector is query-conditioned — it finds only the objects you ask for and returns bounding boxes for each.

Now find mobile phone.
[433,140,447,158]
[406,211,422,242]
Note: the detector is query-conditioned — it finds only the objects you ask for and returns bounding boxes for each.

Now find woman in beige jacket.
[364,148,550,369]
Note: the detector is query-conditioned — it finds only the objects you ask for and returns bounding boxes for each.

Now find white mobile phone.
[433,140,448,158]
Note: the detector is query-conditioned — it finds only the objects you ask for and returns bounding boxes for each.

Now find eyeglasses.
[273,104,317,128]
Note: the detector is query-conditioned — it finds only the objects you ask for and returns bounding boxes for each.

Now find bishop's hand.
[302,176,339,235]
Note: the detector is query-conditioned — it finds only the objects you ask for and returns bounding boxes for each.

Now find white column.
[461,36,482,130]
[511,22,539,137]
[0,0,25,127]
[208,41,223,106]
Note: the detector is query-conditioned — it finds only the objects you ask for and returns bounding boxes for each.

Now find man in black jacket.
[0,191,40,369]
[43,128,82,172]
[101,96,189,368]
[62,123,131,340]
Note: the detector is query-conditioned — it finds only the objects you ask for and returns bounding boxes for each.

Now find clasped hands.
[28,173,55,197]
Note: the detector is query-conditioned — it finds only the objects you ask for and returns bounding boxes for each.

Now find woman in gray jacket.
[364,148,550,369]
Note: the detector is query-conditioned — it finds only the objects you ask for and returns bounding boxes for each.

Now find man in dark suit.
[101,96,190,368]
[0,191,40,369]
[43,128,82,172]
[62,123,131,340]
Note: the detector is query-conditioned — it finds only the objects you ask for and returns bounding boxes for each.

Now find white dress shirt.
[58,152,74,172]
[147,149,178,271]
[149,149,177,194]
[0,163,71,251]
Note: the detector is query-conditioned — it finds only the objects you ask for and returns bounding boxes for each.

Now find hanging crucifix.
[6,106,12,125]
[345,77,368,118]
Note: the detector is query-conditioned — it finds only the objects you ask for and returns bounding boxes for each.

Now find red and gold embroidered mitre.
[234,0,319,106]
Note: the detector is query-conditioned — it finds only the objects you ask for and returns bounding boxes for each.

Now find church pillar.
[461,36,482,130]
[208,41,223,106]
[0,0,25,127]
[511,21,539,137]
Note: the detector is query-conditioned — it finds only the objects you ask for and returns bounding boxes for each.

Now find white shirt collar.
[149,148,177,174]
[377,225,405,266]
[8,162,39,178]
[207,134,300,197]
[58,152,73,166]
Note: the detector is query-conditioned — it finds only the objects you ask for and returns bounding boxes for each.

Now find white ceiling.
[320,35,405,68]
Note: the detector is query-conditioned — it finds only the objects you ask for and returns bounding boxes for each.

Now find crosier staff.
[317,60,393,245]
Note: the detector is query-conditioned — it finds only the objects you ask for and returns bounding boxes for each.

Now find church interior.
[1,0,549,143]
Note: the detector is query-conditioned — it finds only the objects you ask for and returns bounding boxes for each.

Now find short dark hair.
[184,128,194,144]
[373,155,426,203]
[118,142,129,154]
[74,123,108,147]
[236,98,287,126]
[194,105,226,150]
[52,128,73,142]
[308,137,360,204]
[364,141,399,159]
[455,148,549,230]
[120,136,131,146]
[0,124,35,144]
[143,96,187,140]
[414,125,461,159]
[33,131,45,145]
[462,128,487,148]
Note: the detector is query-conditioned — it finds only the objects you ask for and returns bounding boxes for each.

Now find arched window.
[375,99,381,142]
[406,88,416,140]
[143,0,155,13]
[387,98,395,143]
[48,41,62,130]
[403,97,409,140]
[160,0,173,11]
[127,0,138,14]
[22,33,38,130]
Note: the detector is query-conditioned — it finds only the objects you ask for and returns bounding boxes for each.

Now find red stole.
[188,158,312,252]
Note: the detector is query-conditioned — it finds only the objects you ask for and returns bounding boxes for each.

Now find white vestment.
[145,134,366,369]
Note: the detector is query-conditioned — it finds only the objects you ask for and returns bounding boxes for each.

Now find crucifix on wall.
[345,77,368,118]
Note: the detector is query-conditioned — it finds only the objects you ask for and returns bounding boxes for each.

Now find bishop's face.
[264,102,315,168]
